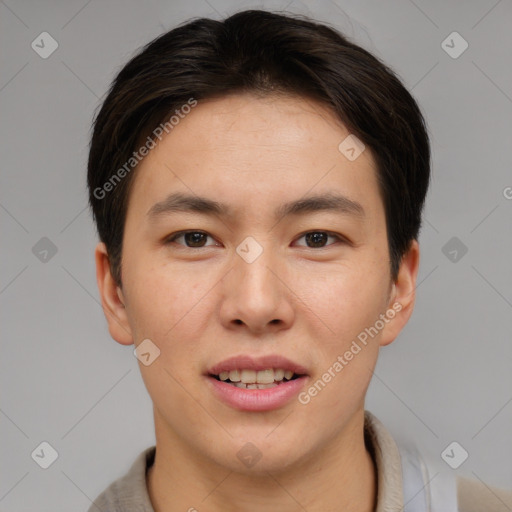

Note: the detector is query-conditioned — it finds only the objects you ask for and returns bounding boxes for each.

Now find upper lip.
[207,354,309,376]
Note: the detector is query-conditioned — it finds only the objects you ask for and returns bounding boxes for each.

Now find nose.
[219,243,295,335]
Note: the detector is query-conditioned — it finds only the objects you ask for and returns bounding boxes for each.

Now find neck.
[147,409,377,512]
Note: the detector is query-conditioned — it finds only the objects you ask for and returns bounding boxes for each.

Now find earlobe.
[95,242,134,345]
[379,240,420,347]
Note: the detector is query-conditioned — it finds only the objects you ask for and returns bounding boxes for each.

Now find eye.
[294,231,346,248]
[164,230,346,249]
[165,230,219,248]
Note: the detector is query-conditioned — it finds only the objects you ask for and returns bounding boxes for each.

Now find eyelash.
[164,230,348,249]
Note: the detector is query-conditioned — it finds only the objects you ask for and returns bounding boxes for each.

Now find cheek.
[292,257,389,337]
[125,264,212,403]
[303,259,389,399]
[298,276,383,411]
[123,255,215,354]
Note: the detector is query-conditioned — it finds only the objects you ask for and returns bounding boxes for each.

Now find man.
[87,9,512,511]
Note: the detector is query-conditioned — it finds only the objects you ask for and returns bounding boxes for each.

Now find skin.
[96,92,419,512]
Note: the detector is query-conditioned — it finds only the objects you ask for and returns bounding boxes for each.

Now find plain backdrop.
[1,0,511,510]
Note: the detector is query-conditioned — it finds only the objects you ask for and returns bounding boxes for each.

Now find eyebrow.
[147,191,365,221]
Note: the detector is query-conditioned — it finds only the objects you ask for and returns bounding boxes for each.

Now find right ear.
[95,242,134,345]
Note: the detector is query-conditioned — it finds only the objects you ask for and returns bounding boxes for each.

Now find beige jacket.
[88,410,512,511]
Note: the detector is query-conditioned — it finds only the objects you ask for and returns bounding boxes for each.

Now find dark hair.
[87,9,430,286]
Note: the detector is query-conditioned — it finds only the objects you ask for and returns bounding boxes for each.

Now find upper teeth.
[218,369,294,383]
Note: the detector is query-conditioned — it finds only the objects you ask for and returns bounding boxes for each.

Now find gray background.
[1,0,511,510]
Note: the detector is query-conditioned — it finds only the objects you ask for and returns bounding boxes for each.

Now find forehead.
[126,93,384,225]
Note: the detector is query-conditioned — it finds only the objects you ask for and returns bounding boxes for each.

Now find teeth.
[240,369,257,383]
[256,369,274,384]
[215,368,298,384]
[234,382,278,389]
[229,369,241,382]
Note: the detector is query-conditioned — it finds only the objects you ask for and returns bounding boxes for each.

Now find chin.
[225,451,305,477]
[210,433,312,476]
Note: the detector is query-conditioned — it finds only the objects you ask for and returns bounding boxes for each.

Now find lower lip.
[206,375,308,411]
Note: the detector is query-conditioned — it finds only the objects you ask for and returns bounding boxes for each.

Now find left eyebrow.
[147,191,365,221]
[275,193,365,220]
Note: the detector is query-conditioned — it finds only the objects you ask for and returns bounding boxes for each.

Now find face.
[96,93,419,474]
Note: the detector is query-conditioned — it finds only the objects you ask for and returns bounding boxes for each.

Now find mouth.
[208,368,304,389]
[205,354,309,411]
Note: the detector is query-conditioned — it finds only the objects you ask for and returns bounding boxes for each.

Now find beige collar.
[364,409,406,510]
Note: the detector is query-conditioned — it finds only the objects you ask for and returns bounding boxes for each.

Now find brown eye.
[295,231,344,248]
[305,232,328,247]
[166,231,217,248]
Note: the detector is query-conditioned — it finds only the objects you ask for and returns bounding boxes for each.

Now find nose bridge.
[221,236,292,331]
[234,237,279,302]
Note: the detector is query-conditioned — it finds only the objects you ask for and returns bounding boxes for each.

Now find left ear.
[380,239,420,347]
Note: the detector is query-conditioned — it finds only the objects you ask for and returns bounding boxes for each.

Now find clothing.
[88,410,512,511]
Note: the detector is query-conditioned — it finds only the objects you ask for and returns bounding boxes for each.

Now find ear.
[95,242,134,345]
[379,239,420,347]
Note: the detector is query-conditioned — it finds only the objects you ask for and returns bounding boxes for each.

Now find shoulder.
[87,446,156,512]
[456,475,512,512]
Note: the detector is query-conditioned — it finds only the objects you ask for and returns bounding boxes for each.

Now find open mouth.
[206,359,309,411]
[209,368,303,390]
